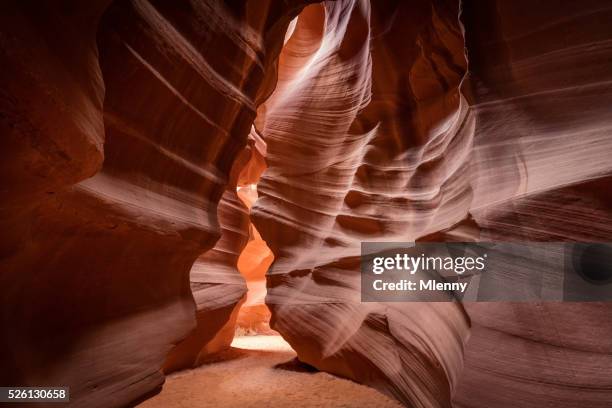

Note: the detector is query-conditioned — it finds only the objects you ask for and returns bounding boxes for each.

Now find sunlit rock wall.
[235,131,276,334]
[0,1,311,406]
[165,128,272,370]
[252,0,612,407]
[252,1,472,406]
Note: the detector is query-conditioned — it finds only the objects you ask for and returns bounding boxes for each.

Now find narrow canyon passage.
[2,1,612,408]
[140,336,401,408]
[235,182,276,335]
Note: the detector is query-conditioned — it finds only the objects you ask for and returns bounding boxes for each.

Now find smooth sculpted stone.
[2,1,612,407]
[0,0,108,260]
[253,0,612,407]
[253,1,472,406]
[163,189,249,373]
[451,2,612,407]
[165,127,272,370]
[0,1,314,407]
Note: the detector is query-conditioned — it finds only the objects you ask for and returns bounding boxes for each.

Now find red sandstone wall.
[0,1,311,406]
[1,1,612,407]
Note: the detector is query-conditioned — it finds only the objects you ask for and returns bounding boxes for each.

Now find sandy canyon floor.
[139,335,401,408]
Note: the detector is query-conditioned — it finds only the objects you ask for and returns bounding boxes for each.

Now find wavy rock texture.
[234,130,276,334]
[452,1,612,407]
[253,0,612,407]
[2,1,612,407]
[253,1,472,407]
[0,1,310,407]
[454,181,612,408]
[165,129,272,370]
[236,189,276,334]
[163,188,249,373]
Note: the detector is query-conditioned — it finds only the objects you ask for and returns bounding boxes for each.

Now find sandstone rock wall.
[252,1,472,406]
[1,1,611,407]
[453,1,612,406]
[165,127,272,370]
[252,0,612,407]
[163,188,249,373]
[0,1,310,406]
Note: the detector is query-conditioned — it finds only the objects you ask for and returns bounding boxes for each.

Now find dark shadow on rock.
[274,357,318,373]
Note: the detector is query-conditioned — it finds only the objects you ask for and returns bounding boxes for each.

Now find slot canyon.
[1,1,612,407]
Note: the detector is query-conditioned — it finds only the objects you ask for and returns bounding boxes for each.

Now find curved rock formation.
[452,1,612,406]
[163,188,249,373]
[230,129,276,334]
[252,1,472,406]
[165,128,272,370]
[454,180,612,408]
[0,0,108,260]
[2,1,612,407]
[236,188,276,334]
[0,1,311,406]
[252,0,612,407]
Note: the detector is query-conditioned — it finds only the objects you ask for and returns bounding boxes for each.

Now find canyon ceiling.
[1,1,611,407]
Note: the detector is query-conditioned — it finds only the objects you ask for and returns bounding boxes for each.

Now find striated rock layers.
[0,1,311,407]
[162,188,249,374]
[164,128,272,372]
[253,0,612,407]
[453,1,612,407]
[1,1,612,407]
[253,1,472,407]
